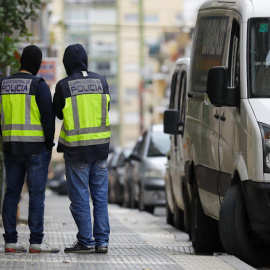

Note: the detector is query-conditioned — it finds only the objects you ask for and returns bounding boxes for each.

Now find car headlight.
[145,169,164,179]
[259,123,270,173]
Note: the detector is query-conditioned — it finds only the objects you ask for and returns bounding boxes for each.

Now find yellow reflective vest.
[0,74,45,143]
[59,75,111,147]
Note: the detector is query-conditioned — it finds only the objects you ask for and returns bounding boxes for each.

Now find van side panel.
[186,11,231,218]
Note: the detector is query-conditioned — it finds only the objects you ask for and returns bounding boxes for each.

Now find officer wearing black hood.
[53,44,111,253]
[0,45,59,253]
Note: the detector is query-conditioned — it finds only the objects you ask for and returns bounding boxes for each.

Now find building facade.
[50,0,187,148]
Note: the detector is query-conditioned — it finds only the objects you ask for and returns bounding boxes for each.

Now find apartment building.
[49,0,185,148]
[118,0,184,146]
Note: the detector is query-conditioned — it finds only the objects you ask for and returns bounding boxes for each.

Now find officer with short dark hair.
[53,44,111,253]
[0,45,59,253]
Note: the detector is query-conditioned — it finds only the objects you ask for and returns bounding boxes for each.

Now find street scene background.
[0,1,266,269]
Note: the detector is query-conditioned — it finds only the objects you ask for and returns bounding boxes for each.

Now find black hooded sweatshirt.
[53,44,110,163]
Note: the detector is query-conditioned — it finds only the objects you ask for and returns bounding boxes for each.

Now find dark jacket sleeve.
[35,80,55,150]
[53,83,65,120]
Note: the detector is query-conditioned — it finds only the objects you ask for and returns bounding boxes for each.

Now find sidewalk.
[0,192,256,270]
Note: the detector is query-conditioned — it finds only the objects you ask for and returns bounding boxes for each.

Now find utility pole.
[139,0,144,133]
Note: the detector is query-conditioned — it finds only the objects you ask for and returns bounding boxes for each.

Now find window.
[90,34,117,56]
[144,14,158,23]
[249,18,270,97]
[147,131,170,157]
[228,20,240,88]
[90,60,117,79]
[169,72,178,109]
[169,69,187,145]
[178,72,187,134]
[65,9,89,22]
[124,14,138,23]
[91,9,116,24]
[190,16,229,93]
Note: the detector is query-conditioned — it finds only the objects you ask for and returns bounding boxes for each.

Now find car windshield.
[249,18,270,97]
[147,131,170,157]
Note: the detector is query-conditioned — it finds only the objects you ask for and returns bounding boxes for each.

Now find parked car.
[163,57,190,233]
[164,0,270,266]
[125,124,170,213]
[108,147,132,205]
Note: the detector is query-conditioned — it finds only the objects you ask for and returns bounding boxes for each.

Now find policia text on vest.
[2,79,32,94]
[68,79,103,95]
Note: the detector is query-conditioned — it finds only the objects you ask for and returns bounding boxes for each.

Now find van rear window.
[190,16,229,93]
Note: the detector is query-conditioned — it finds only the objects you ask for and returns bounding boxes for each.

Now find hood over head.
[63,44,88,76]
[20,45,42,76]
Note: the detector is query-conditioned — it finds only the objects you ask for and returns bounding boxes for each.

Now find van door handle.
[220,115,226,121]
[214,113,220,119]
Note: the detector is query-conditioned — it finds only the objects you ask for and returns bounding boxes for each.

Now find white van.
[164,58,190,232]
[164,0,270,266]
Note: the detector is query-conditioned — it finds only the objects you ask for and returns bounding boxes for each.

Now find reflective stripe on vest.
[59,93,111,147]
[0,94,45,142]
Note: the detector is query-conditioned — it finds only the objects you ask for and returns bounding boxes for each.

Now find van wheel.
[219,184,270,267]
[191,184,222,253]
[166,201,174,226]
[183,185,191,237]
[173,197,184,230]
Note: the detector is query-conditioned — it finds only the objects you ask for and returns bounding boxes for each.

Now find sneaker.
[5,242,27,253]
[95,246,108,254]
[64,241,95,253]
[29,241,60,253]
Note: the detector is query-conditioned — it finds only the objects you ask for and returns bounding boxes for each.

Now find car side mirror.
[163,109,184,135]
[206,66,239,107]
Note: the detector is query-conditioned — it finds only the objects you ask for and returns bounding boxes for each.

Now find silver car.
[128,124,170,213]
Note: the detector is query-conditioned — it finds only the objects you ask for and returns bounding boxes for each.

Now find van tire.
[166,201,174,226]
[191,184,222,253]
[219,184,270,267]
[183,185,191,237]
[174,197,184,230]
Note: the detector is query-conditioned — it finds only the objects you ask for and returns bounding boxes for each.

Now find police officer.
[53,44,111,253]
[0,45,59,253]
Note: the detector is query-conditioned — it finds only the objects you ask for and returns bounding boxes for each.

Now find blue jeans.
[2,151,51,244]
[65,159,110,248]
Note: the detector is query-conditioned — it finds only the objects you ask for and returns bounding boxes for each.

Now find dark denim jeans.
[2,151,51,244]
[65,159,110,248]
